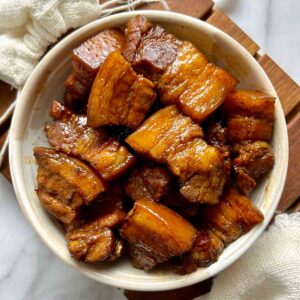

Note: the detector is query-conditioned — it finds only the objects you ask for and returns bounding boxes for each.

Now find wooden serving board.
[1,0,299,298]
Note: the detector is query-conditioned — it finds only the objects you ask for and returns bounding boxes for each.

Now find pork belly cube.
[224,90,275,142]
[166,138,225,204]
[227,117,273,142]
[45,101,136,180]
[172,228,224,274]
[223,90,275,122]
[123,15,152,64]
[123,16,182,74]
[126,105,203,157]
[87,51,156,129]
[121,198,197,270]
[199,188,264,245]
[157,41,238,122]
[36,189,78,224]
[158,42,208,105]
[72,29,125,82]
[190,230,224,267]
[177,63,238,123]
[65,186,126,263]
[224,188,264,230]
[167,138,222,180]
[126,106,225,204]
[179,170,225,205]
[66,226,116,263]
[232,141,275,194]
[133,25,182,74]
[34,147,106,204]
[125,165,171,202]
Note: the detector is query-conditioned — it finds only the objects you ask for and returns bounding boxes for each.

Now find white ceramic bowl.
[9,10,288,291]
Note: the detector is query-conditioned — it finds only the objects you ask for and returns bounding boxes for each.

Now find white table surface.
[1,1,300,299]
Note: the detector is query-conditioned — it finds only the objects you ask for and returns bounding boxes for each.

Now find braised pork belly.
[45,101,135,180]
[33,16,273,274]
[126,106,225,204]
[125,164,171,202]
[34,147,106,224]
[87,51,156,129]
[65,29,125,109]
[121,198,197,270]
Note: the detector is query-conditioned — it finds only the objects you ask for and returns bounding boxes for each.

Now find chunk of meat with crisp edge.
[36,189,77,224]
[174,188,264,274]
[125,165,172,202]
[34,147,105,204]
[231,141,275,194]
[126,106,203,157]
[66,226,116,263]
[66,29,125,109]
[171,229,224,274]
[123,15,152,64]
[87,51,156,129]
[177,63,238,123]
[126,106,225,204]
[223,90,275,122]
[123,15,182,75]
[121,198,197,270]
[223,90,275,142]
[72,29,125,82]
[198,188,264,245]
[158,42,208,104]
[158,41,238,123]
[227,117,273,142]
[45,101,136,180]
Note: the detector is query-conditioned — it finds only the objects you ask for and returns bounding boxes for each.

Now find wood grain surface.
[0,0,299,299]
[277,112,300,212]
[257,54,300,116]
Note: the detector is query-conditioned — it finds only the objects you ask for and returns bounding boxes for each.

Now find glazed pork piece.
[158,41,238,122]
[223,90,275,142]
[123,15,182,75]
[223,90,275,193]
[125,165,172,202]
[72,29,125,82]
[124,17,237,123]
[126,106,225,204]
[172,229,224,274]
[199,188,264,245]
[174,188,264,273]
[121,198,197,270]
[45,101,135,180]
[87,51,156,129]
[65,186,126,262]
[66,226,116,262]
[34,147,106,224]
[231,141,275,194]
[65,29,125,108]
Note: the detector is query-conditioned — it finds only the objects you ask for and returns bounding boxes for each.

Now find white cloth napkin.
[198,213,300,300]
[0,0,164,89]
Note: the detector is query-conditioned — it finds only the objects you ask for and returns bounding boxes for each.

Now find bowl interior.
[9,11,288,291]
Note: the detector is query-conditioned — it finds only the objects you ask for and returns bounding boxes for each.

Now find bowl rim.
[9,10,289,291]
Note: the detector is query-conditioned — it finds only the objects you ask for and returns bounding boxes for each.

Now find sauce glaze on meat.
[33,15,275,274]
